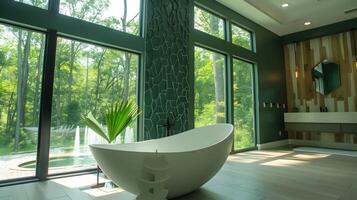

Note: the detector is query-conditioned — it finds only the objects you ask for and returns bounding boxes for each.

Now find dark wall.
[256,33,286,144]
[143,0,192,140]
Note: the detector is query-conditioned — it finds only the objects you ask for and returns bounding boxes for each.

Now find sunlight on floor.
[247,150,292,157]
[228,150,293,163]
[261,159,307,167]
[51,174,132,199]
[52,174,104,189]
[293,153,330,160]
[82,187,126,198]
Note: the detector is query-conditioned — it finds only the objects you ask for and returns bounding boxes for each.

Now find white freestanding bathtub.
[90,124,233,199]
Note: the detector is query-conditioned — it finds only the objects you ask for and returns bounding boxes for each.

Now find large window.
[14,0,48,9]
[0,24,45,181]
[59,0,141,35]
[232,24,253,51]
[233,59,255,150]
[194,6,225,40]
[193,3,256,151]
[0,0,143,183]
[194,46,226,127]
[48,37,139,174]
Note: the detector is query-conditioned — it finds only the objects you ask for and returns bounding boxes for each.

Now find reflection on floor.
[1,147,357,200]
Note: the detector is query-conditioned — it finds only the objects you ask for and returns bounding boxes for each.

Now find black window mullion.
[49,0,60,14]
[36,30,57,181]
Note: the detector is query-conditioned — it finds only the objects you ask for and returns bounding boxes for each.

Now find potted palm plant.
[82,100,141,187]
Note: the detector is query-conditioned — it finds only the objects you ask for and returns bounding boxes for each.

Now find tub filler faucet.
[161,112,175,137]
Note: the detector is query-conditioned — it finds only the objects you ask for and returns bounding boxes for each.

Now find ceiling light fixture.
[304,21,311,26]
[281,3,289,8]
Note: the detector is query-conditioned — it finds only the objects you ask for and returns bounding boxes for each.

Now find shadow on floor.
[173,188,226,200]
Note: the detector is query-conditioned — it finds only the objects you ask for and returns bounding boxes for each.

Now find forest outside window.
[231,24,253,51]
[59,0,141,36]
[14,0,48,9]
[194,46,226,127]
[194,6,225,40]
[0,23,45,181]
[233,59,255,150]
[48,37,139,174]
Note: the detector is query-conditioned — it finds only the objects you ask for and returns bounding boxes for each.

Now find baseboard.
[289,139,357,150]
[257,139,289,150]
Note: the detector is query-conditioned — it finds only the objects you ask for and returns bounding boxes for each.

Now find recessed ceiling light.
[281,3,289,8]
[304,21,311,26]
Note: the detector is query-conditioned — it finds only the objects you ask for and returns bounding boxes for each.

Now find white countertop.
[284,112,357,124]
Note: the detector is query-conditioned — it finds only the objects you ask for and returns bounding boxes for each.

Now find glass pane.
[194,46,226,127]
[232,24,252,50]
[194,6,225,39]
[49,37,139,174]
[14,0,48,9]
[233,59,255,150]
[59,0,141,36]
[0,24,45,181]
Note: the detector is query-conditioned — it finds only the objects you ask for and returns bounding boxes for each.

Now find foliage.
[82,100,141,144]
[232,24,252,50]
[0,0,140,156]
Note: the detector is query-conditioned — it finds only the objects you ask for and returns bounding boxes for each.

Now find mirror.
[312,60,341,95]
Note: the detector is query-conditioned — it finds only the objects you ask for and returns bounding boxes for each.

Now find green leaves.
[82,112,108,142]
[82,100,141,144]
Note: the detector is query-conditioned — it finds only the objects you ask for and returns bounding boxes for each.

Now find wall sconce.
[295,70,298,78]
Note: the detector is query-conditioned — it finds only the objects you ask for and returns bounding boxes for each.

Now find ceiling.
[217,0,357,36]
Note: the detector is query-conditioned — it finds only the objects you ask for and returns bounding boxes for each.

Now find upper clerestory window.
[194,6,225,40]
[231,23,253,51]
[59,0,141,36]
[14,0,48,9]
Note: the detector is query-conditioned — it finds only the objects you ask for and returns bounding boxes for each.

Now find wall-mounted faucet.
[161,112,176,137]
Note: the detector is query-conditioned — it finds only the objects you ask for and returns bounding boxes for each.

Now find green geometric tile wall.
[143,0,191,140]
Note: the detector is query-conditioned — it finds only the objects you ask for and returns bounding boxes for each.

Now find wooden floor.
[1,147,357,200]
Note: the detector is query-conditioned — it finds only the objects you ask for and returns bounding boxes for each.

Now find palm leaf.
[82,100,141,144]
[81,112,109,143]
[106,100,141,143]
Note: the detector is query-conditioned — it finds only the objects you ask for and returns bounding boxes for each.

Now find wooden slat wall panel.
[284,30,357,145]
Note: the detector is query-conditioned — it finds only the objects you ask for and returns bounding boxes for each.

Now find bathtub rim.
[89,123,233,154]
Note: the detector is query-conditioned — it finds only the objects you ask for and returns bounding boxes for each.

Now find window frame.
[193,45,228,127]
[0,0,145,185]
[58,0,143,37]
[231,57,257,151]
[0,22,48,184]
[47,35,141,177]
[194,4,227,41]
[193,0,258,153]
[231,22,255,52]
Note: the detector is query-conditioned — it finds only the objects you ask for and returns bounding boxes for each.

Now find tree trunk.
[123,53,131,100]
[121,0,131,101]
[55,67,61,128]
[94,50,106,114]
[33,35,44,126]
[68,41,75,105]
[210,16,225,123]
[14,29,23,151]
[84,53,89,113]
[20,32,32,126]
[5,92,15,134]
